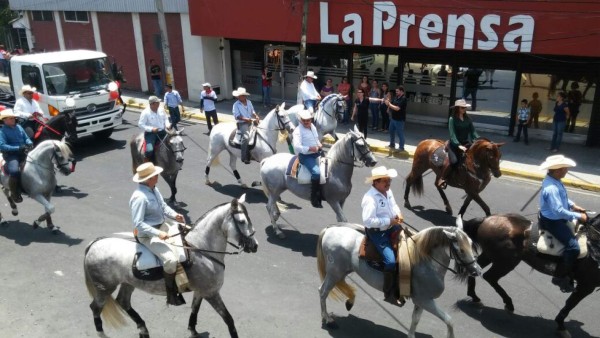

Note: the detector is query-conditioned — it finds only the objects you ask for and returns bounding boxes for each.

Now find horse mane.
[408,227,471,266]
[319,93,339,109]
[192,202,229,228]
[37,139,72,159]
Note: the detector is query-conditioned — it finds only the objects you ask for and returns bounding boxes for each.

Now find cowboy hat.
[0,109,17,120]
[305,71,317,79]
[232,87,250,97]
[133,162,164,182]
[202,82,211,87]
[298,109,313,120]
[148,96,161,104]
[540,155,576,171]
[451,99,471,108]
[365,166,398,183]
[19,85,37,96]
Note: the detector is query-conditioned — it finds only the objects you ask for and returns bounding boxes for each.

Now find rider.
[130,162,186,306]
[299,71,321,112]
[362,166,404,306]
[138,96,171,162]
[13,85,46,138]
[0,109,33,203]
[232,87,259,164]
[292,109,323,208]
[436,99,480,189]
[539,155,588,293]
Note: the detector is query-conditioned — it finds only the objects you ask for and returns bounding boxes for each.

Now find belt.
[367,227,387,232]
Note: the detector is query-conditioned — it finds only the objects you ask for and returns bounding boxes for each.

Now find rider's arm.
[130,194,161,237]
[19,126,32,146]
[448,117,460,146]
[0,131,19,152]
[199,93,204,111]
[155,187,178,219]
[361,191,391,229]
[388,190,402,220]
[542,185,582,220]
[292,127,308,154]
[138,110,152,133]
[13,99,30,119]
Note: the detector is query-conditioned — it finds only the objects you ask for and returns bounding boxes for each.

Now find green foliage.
[0,1,17,27]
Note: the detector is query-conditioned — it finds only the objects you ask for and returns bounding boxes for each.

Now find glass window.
[21,65,44,94]
[64,11,89,23]
[32,11,53,22]
[43,57,114,95]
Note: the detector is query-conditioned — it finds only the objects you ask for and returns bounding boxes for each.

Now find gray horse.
[287,93,347,141]
[84,195,258,338]
[130,129,186,205]
[0,139,73,232]
[260,127,377,238]
[317,223,482,338]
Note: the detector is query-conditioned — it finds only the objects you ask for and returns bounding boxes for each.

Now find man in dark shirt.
[149,59,162,97]
[386,86,407,152]
[462,68,482,111]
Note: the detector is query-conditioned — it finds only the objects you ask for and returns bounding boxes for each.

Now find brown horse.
[403,138,504,216]
[461,213,600,338]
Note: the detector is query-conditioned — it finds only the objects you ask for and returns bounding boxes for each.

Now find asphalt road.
[0,110,598,338]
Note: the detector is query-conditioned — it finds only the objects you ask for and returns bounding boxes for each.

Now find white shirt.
[200,90,217,111]
[361,186,401,230]
[14,97,46,120]
[138,106,171,133]
[300,79,319,101]
[292,123,320,154]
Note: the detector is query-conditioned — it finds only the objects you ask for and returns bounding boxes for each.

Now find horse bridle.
[26,144,71,173]
[256,106,293,132]
[333,134,372,167]
[158,133,186,156]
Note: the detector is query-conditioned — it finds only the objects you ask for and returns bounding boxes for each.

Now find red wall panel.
[61,13,95,50]
[30,14,60,52]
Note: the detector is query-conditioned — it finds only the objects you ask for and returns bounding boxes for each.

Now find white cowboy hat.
[133,162,164,182]
[540,155,576,171]
[451,99,471,108]
[232,87,251,97]
[202,82,211,87]
[148,96,161,104]
[19,85,37,96]
[0,109,17,120]
[298,109,313,120]
[305,71,317,79]
[365,166,398,183]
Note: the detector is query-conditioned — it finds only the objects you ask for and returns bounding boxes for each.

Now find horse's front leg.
[555,284,595,337]
[327,200,347,222]
[31,194,57,232]
[459,193,489,216]
[266,193,284,238]
[413,299,454,338]
[229,153,247,189]
[205,293,238,338]
[436,187,453,215]
[165,174,179,206]
[408,304,423,338]
[1,185,17,218]
[188,292,204,338]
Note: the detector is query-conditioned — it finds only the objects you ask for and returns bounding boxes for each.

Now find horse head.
[320,94,346,122]
[348,126,377,167]
[227,194,258,253]
[274,102,295,134]
[166,129,186,164]
[468,138,504,178]
[63,111,78,142]
[50,140,74,176]
[443,227,482,278]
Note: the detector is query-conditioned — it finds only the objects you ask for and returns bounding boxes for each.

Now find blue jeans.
[262,86,271,105]
[3,152,24,177]
[367,225,401,271]
[370,103,380,129]
[389,119,405,150]
[299,153,320,181]
[152,78,162,97]
[143,130,167,159]
[551,120,566,150]
[539,215,579,265]
[304,99,317,111]
[167,106,181,130]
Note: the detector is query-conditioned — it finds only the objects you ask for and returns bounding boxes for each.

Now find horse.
[31,111,78,146]
[460,213,600,338]
[287,93,347,141]
[84,195,259,338]
[316,223,482,338]
[205,103,295,188]
[404,138,504,216]
[0,140,73,232]
[130,129,186,206]
[260,127,377,238]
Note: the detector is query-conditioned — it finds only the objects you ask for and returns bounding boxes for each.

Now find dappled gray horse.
[131,129,186,205]
[287,93,346,141]
[317,224,481,338]
[84,195,258,338]
[0,139,73,232]
[260,127,377,238]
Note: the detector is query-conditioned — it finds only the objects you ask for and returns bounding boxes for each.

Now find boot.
[552,261,574,293]
[241,143,251,164]
[8,176,22,203]
[163,272,186,306]
[310,179,323,208]
[436,159,451,190]
[383,271,403,306]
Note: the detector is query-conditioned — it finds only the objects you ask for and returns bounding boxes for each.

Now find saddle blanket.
[537,226,587,259]
[430,145,447,167]
[285,155,328,184]
[228,128,257,148]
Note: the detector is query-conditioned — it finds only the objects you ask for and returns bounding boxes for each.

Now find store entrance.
[264,45,300,104]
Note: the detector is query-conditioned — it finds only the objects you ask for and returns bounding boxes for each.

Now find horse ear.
[455,216,463,229]
[280,102,286,110]
[443,229,457,240]
[495,142,506,147]
[238,193,246,204]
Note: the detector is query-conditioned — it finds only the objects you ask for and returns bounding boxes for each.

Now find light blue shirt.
[232,100,255,124]
[130,184,178,237]
[163,90,182,108]
[539,174,580,221]
[517,107,530,121]
[361,186,401,230]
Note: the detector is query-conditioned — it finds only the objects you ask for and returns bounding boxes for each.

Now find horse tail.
[316,227,356,302]
[406,171,424,197]
[130,134,140,174]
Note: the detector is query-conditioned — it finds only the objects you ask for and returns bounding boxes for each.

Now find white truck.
[5,49,124,139]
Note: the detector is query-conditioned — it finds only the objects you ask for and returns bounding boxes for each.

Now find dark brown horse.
[404,138,504,216]
[461,213,600,338]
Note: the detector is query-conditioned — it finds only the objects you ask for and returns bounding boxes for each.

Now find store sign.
[320,1,535,52]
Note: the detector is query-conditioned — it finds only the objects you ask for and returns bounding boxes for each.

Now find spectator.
[0,45,9,76]
[261,66,272,107]
[549,91,569,153]
[351,88,384,139]
[358,75,370,96]
[320,78,334,98]
[437,65,449,104]
[163,84,184,131]
[200,82,218,134]
[369,79,381,131]
[379,83,390,132]
[528,92,543,129]
[462,68,483,111]
[566,82,582,133]
[514,99,530,145]
[149,59,162,97]
[337,77,351,123]
[385,86,408,152]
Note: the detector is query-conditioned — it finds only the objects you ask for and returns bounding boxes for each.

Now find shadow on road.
[208,182,267,204]
[406,206,454,227]
[323,314,416,338]
[54,185,89,199]
[265,225,319,257]
[0,220,83,247]
[71,137,128,160]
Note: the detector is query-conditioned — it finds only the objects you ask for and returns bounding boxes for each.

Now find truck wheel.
[92,128,113,140]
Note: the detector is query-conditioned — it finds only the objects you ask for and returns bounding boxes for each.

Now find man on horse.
[539,155,588,293]
[436,99,480,189]
[0,109,33,203]
[232,87,259,164]
[362,166,404,306]
[138,95,171,163]
[292,109,323,208]
[300,71,321,112]
[130,162,186,306]
[13,85,47,138]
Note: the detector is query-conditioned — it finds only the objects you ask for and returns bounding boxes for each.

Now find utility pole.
[297,0,309,104]
[155,0,174,87]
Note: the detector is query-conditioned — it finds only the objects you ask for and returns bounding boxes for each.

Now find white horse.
[205,103,295,188]
[260,127,377,238]
[287,93,347,142]
[317,223,482,338]
[84,195,258,338]
[0,140,73,232]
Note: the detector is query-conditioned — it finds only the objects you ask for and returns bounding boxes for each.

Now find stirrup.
[436,179,447,190]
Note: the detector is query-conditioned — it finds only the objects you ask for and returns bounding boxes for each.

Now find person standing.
[550,91,570,153]
[163,84,184,131]
[0,109,33,203]
[379,83,390,132]
[149,59,162,97]
[320,78,334,98]
[528,92,543,129]
[261,66,272,107]
[513,99,530,145]
[362,166,404,306]
[369,79,382,131]
[386,86,408,152]
[232,87,259,164]
[337,77,351,123]
[292,109,323,208]
[300,71,321,111]
[13,85,46,138]
[200,82,218,134]
[462,68,482,111]
[352,89,384,139]
[130,162,186,305]
[138,96,171,162]
[0,44,8,76]
[566,82,582,133]
[539,155,588,293]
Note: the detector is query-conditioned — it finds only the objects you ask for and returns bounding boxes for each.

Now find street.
[0,109,599,338]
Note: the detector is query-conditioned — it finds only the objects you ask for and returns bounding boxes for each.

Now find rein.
[33,116,62,137]
[329,135,370,167]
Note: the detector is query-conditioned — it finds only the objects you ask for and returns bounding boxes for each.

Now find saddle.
[285,155,328,184]
[533,219,588,259]
[140,137,164,154]
[430,144,447,168]
[228,127,258,149]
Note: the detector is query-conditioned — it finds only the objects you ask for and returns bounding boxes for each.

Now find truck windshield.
[43,57,115,95]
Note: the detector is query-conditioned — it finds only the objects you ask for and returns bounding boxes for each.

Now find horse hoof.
[276,231,286,239]
[251,180,262,187]
[33,220,40,229]
[51,227,61,235]
[139,333,150,338]
[504,303,515,312]
[205,179,212,185]
[241,183,249,189]
[323,319,339,330]
[446,207,453,215]
[556,330,571,338]
[345,300,354,311]
[404,201,411,209]
[11,209,18,216]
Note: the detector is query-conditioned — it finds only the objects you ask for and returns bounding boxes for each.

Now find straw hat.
[298,109,313,120]
[0,109,17,120]
[202,82,211,87]
[451,99,471,108]
[365,166,398,183]
[148,96,161,104]
[133,162,164,182]
[19,85,37,96]
[232,87,251,97]
[305,71,317,79]
[540,155,576,171]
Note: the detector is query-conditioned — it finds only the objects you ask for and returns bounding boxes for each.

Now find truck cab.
[9,50,124,139]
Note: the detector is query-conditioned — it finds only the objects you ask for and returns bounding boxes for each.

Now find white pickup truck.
[5,49,124,139]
